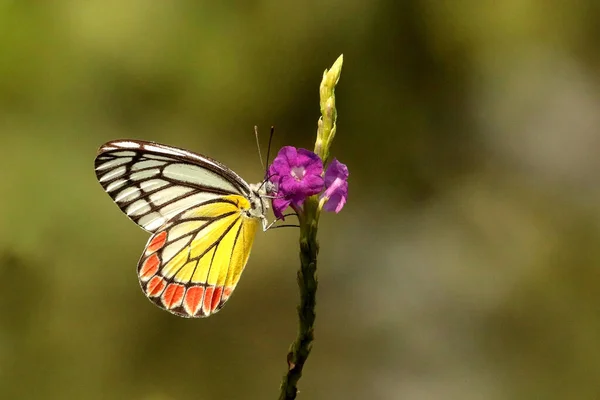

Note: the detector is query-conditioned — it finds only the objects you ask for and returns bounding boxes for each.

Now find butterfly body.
[95,140,271,317]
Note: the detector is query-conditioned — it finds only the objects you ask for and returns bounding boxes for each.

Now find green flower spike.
[314,54,343,165]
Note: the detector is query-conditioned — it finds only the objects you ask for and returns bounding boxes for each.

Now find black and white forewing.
[95,140,253,232]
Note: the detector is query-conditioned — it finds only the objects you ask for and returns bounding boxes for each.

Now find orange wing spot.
[203,286,215,315]
[147,231,168,254]
[211,286,223,312]
[139,254,160,280]
[222,286,233,302]
[218,286,234,310]
[146,276,166,297]
[184,286,205,316]
[161,283,185,309]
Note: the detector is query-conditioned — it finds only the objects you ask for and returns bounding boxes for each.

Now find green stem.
[278,200,320,400]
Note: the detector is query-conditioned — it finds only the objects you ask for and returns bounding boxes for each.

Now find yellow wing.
[137,194,259,317]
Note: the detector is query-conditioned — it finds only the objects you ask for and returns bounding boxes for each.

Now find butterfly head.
[247,181,276,221]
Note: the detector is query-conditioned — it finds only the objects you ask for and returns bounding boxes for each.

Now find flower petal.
[322,188,347,213]
[272,197,292,219]
[267,146,326,214]
[321,159,349,213]
[281,146,300,167]
[279,174,323,196]
[302,174,325,195]
[268,147,294,179]
[324,158,348,187]
[296,148,323,168]
[279,175,305,195]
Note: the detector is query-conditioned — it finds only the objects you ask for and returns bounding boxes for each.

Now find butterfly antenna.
[259,172,278,191]
[254,125,265,170]
[264,126,275,177]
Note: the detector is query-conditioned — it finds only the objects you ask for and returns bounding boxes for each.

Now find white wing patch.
[95,139,251,233]
[127,199,152,216]
[106,179,127,193]
[138,213,165,232]
[168,220,206,241]
[132,160,167,171]
[130,169,161,181]
[140,179,169,192]
[158,192,220,220]
[162,235,192,264]
[115,186,141,203]
[99,166,126,182]
[163,164,239,193]
[149,186,195,206]
[97,157,132,171]
[111,151,137,157]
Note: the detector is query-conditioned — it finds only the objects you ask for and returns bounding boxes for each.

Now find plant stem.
[278,200,319,400]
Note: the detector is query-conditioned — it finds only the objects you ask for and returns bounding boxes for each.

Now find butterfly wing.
[95,140,262,317]
[139,195,259,317]
[94,140,253,232]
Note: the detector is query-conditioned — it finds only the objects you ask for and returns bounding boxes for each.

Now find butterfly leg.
[264,214,300,231]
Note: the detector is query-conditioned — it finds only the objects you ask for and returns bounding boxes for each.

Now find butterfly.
[94,140,274,318]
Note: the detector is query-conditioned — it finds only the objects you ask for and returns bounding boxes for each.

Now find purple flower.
[268,146,324,218]
[321,158,348,213]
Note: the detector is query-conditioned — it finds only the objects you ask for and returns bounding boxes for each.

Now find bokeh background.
[1,1,600,399]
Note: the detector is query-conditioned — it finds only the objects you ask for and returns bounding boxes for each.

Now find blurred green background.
[1,1,600,399]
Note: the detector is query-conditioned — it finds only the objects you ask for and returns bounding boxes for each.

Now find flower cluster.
[267,146,348,219]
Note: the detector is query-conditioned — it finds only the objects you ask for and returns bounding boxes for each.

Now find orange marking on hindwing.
[222,286,233,302]
[203,286,215,315]
[139,254,160,280]
[211,286,223,312]
[146,276,166,297]
[161,283,185,309]
[184,286,205,316]
[147,231,167,254]
[217,286,234,310]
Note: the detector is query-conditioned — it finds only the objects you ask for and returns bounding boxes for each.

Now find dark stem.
[278,204,319,400]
